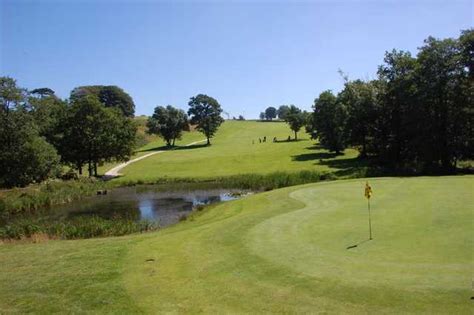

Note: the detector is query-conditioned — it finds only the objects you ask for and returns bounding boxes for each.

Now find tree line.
[307,30,473,173]
[0,80,226,188]
[0,81,137,187]
[260,105,309,140]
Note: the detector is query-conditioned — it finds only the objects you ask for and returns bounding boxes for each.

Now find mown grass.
[0,176,472,313]
[112,120,362,182]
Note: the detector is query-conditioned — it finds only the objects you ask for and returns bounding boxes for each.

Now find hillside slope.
[114,120,360,182]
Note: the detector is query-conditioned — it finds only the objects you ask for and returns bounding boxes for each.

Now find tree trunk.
[294,131,297,141]
[88,160,93,177]
[207,137,210,145]
[94,162,98,177]
[78,165,82,175]
[172,138,176,146]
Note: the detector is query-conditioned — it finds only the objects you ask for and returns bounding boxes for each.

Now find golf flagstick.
[365,181,373,240]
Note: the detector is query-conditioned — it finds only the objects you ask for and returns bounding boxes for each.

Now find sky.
[1,0,472,118]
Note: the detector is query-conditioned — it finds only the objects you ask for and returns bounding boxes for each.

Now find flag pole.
[368,198,372,240]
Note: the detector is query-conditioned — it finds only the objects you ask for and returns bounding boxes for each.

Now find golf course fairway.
[1,176,473,313]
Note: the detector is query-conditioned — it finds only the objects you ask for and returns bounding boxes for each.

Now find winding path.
[104,139,206,179]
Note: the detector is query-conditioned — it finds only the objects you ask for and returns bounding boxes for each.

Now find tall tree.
[284,105,306,140]
[187,94,224,145]
[147,105,189,147]
[29,91,67,147]
[0,77,60,187]
[376,50,418,167]
[339,79,379,157]
[311,91,348,154]
[264,106,277,121]
[259,112,265,120]
[61,95,136,176]
[277,105,290,120]
[70,85,135,117]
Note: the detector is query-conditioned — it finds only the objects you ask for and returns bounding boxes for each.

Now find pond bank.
[0,185,251,241]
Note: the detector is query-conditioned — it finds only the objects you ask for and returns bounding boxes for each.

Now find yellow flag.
[364,181,372,199]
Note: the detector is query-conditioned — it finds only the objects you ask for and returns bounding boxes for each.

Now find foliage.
[264,106,277,120]
[0,77,61,188]
[70,85,135,117]
[307,29,473,172]
[29,92,67,147]
[187,94,224,145]
[277,105,290,120]
[0,178,106,217]
[146,105,189,147]
[310,91,348,153]
[59,95,137,176]
[284,105,307,140]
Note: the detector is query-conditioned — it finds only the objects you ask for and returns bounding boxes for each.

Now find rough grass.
[1,176,472,313]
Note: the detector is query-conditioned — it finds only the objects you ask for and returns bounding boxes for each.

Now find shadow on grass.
[273,139,309,143]
[346,239,371,250]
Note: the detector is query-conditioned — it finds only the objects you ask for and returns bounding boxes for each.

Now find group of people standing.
[253,136,290,144]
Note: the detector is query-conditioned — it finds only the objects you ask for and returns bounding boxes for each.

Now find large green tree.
[187,94,224,145]
[339,79,379,157]
[29,90,67,148]
[311,91,348,154]
[277,105,290,120]
[0,77,60,187]
[147,105,189,147]
[60,95,136,176]
[70,85,135,117]
[264,106,277,121]
[284,105,307,140]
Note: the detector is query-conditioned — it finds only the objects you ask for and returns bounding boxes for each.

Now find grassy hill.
[1,176,472,313]
[111,120,361,183]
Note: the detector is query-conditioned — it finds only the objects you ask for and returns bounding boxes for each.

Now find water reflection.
[44,187,246,227]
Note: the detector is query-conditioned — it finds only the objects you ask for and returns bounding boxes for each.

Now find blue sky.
[1,0,472,118]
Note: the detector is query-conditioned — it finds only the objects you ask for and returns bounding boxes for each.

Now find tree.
[30,87,55,98]
[60,95,136,177]
[375,50,418,168]
[187,94,224,145]
[311,91,348,154]
[70,85,135,117]
[147,105,189,147]
[259,112,265,120]
[0,77,60,187]
[284,105,306,140]
[238,115,245,120]
[413,34,472,171]
[339,80,379,157]
[265,106,277,120]
[29,92,67,147]
[277,105,290,120]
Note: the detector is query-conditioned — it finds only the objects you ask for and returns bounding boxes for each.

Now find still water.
[45,186,247,227]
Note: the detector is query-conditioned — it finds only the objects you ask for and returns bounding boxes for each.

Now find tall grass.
[114,170,340,191]
[0,216,158,240]
[0,178,105,218]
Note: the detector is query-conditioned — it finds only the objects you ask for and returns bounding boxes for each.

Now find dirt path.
[104,139,206,179]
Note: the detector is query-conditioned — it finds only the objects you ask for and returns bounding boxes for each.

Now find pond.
[39,186,249,227]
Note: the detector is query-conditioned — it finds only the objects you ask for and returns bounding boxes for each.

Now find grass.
[1,176,472,313]
[0,216,158,240]
[112,120,362,183]
[0,178,106,218]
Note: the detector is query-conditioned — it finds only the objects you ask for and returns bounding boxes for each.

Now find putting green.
[124,176,473,313]
[1,176,472,313]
